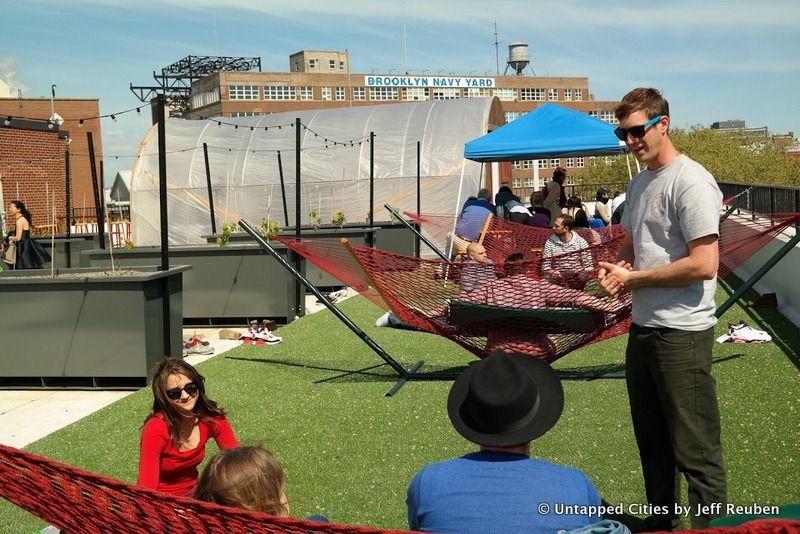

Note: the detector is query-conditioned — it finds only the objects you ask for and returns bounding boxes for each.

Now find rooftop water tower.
[505,42,533,75]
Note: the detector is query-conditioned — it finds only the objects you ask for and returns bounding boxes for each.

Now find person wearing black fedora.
[406,351,605,533]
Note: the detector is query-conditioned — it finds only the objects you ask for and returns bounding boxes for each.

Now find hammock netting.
[0,443,406,534]
[2,444,799,534]
[275,210,800,363]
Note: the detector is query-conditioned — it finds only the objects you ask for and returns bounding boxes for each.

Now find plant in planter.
[308,209,322,231]
[261,219,280,237]
[216,222,240,246]
[331,210,346,228]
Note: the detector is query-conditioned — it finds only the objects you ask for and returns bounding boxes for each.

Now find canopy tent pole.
[293,118,303,319]
[445,159,469,260]
[368,131,375,247]
[416,140,421,256]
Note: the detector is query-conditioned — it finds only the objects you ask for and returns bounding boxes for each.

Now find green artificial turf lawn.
[2,281,799,533]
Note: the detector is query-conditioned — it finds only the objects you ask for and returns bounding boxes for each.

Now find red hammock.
[0,443,407,534]
[2,444,798,534]
[275,210,800,363]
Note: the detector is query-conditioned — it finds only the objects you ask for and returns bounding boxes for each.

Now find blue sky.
[3,0,799,183]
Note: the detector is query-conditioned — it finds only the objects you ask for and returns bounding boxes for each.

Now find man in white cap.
[406,351,610,533]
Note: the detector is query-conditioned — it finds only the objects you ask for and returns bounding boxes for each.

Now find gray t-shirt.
[621,154,722,330]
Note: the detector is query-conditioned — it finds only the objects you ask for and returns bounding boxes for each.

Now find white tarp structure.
[130,97,495,245]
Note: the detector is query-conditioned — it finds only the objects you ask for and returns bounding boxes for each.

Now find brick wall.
[0,98,103,224]
[0,123,68,233]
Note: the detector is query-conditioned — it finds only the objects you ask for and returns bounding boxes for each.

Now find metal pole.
[156,94,169,271]
[416,140,421,257]
[155,94,172,357]
[384,204,449,261]
[716,228,800,318]
[86,131,105,250]
[277,151,289,227]
[294,117,303,318]
[368,131,375,247]
[202,143,217,235]
[64,146,72,267]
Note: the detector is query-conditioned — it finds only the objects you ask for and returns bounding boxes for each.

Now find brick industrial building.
[187,48,621,195]
[0,98,104,233]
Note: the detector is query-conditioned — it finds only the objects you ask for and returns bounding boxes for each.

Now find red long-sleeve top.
[137,412,238,496]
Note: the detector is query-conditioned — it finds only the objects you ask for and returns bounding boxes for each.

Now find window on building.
[520,88,546,101]
[308,58,317,70]
[550,158,560,168]
[537,159,548,169]
[576,157,584,168]
[465,88,489,98]
[575,89,583,101]
[588,110,598,118]
[335,87,346,101]
[505,111,520,123]
[321,87,332,101]
[563,88,572,101]
[191,88,220,108]
[299,86,313,101]
[339,61,345,70]
[353,87,366,100]
[369,87,398,100]
[329,59,336,69]
[433,88,460,100]
[523,176,535,187]
[566,157,575,168]
[493,88,517,101]
[404,87,428,101]
[512,178,522,188]
[548,88,558,101]
[264,85,296,100]
[600,110,618,124]
[229,85,259,100]
[230,112,264,118]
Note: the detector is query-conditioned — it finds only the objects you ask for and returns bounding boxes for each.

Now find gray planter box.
[82,244,300,325]
[0,265,188,389]
[32,234,99,269]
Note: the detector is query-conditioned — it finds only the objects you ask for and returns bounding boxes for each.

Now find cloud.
[0,56,33,97]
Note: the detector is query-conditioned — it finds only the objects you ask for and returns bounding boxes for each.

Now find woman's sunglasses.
[166,382,199,400]
[614,115,663,141]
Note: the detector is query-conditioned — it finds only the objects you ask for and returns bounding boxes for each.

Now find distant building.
[711,119,768,138]
[187,48,621,196]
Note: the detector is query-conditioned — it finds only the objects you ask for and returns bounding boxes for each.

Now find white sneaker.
[251,328,283,345]
[375,311,391,327]
[728,321,772,343]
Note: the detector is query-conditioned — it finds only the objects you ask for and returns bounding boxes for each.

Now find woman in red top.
[137,358,238,496]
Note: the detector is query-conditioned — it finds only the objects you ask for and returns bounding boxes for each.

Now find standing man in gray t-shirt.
[598,88,726,531]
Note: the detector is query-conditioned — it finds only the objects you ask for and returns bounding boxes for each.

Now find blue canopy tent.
[464,102,627,162]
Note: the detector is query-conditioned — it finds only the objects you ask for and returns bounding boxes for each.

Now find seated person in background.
[137,359,238,497]
[542,215,594,289]
[194,446,290,516]
[565,195,590,228]
[529,190,551,228]
[593,187,611,226]
[407,351,624,534]
[462,252,622,357]
[459,242,498,294]
[451,188,495,258]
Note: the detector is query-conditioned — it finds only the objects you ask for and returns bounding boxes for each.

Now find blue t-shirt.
[455,204,494,241]
[407,451,601,534]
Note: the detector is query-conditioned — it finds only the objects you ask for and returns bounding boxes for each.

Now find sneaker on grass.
[183,343,215,356]
[728,321,772,343]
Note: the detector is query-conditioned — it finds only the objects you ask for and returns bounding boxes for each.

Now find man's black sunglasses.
[614,115,663,141]
[166,382,199,400]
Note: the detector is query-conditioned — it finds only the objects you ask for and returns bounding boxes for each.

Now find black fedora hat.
[448,351,564,447]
